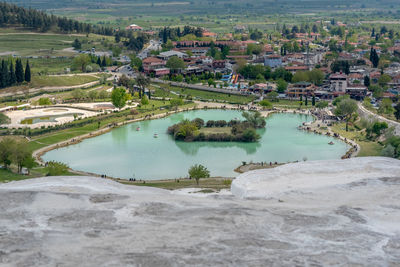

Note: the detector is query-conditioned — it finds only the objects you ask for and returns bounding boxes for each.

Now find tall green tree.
[0,137,15,169]
[136,74,150,99]
[9,61,16,85]
[370,48,380,68]
[364,75,370,87]
[111,87,127,110]
[15,59,24,83]
[0,60,9,88]
[13,140,31,173]
[166,56,185,72]
[0,60,4,88]
[188,164,210,185]
[72,38,81,50]
[334,99,358,131]
[25,60,31,82]
[394,102,400,121]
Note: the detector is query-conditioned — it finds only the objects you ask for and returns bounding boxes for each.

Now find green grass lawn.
[152,84,255,104]
[331,123,384,157]
[1,74,99,94]
[0,33,75,56]
[200,127,232,135]
[273,99,310,109]
[0,29,117,57]
[0,167,78,183]
[31,75,99,87]
[29,57,74,75]
[118,177,232,191]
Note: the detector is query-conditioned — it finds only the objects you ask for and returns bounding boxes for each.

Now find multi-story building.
[286,82,316,99]
[264,55,282,68]
[329,73,348,92]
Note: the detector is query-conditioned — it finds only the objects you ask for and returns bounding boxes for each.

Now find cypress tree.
[305,96,308,106]
[9,61,16,85]
[15,59,24,83]
[97,57,101,66]
[1,60,9,87]
[101,56,107,67]
[25,60,31,82]
[364,76,370,87]
[0,60,4,88]
[312,95,315,106]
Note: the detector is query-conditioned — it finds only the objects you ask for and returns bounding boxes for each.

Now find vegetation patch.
[167,111,265,142]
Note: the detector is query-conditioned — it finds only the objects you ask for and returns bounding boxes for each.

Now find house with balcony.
[286,82,316,99]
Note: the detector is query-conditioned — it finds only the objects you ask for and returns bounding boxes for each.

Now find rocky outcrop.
[231,157,400,198]
[1,157,400,266]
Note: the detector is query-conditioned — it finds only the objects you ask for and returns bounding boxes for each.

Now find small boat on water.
[328,141,334,145]
[154,133,158,138]
[136,127,140,131]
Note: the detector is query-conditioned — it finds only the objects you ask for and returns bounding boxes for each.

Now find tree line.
[0,59,31,89]
[0,2,114,35]
[0,137,35,174]
[159,26,203,43]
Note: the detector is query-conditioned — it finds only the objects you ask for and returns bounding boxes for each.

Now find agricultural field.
[6,0,400,33]
[0,32,76,56]
[0,29,117,57]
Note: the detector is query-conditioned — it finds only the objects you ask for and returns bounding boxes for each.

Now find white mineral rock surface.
[0,157,399,266]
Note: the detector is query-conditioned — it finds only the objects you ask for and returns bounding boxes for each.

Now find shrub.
[45,161,69,176]
[259,99,272,109]
[141,95,149,105]
[38,97,52,105]
[192,118,204,129]
[0,113,11,124]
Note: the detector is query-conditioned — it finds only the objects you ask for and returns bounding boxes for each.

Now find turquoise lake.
[42,110,350,180]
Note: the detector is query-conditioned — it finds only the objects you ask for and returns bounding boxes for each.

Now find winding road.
[358,102,400,136]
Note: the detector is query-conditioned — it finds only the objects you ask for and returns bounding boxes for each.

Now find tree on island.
[111,87,127,110]
[334,99,358,131]
[242,111,266,128]
[188,164,210,185]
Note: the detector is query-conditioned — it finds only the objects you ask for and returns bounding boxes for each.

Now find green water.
[21,113,83,124]
[42,110,350,180]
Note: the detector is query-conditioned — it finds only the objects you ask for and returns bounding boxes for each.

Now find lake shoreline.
[34,103,356,181]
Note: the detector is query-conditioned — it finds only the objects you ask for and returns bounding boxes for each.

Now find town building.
[125,24,143,31]
[286,82,316,98]
[264,55,282,68]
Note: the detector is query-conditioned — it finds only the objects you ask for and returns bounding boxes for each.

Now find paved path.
[358,103,400,136]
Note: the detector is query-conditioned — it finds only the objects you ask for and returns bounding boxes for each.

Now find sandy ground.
[2,107,99,129]
[0,157,399,266]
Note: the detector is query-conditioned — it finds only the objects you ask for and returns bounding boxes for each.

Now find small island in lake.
[167,111,266,142]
